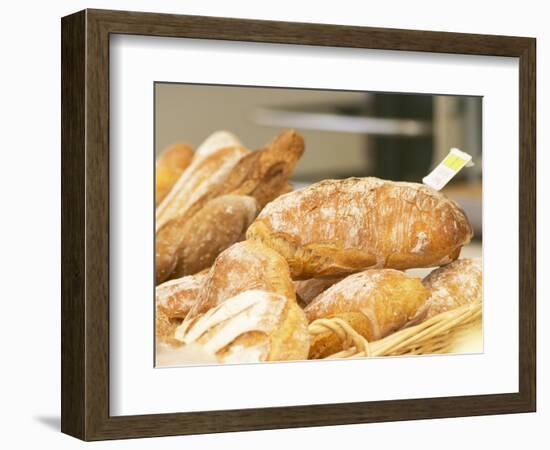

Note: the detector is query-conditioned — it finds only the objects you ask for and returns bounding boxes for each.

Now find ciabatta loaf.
[304,269,429,358]
[174,290,309,363]
[247,177,473,279]
[184,241,295,323]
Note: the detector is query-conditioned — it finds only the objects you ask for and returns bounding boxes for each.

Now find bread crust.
[170,129,305,223]
[174,290,310,363]
[294,276,345,307]
[304,269,429,358]
[213,129,304,208]
[156,272,208,319]
[156,145,249,231]
[194,130,242,161]
[155,131,304,282]
[184,240,296,322]
[417,258,482,320]
[171,195,259,278]
[155,272,207,344]
[247,177,473,279]
[155,143,194,206]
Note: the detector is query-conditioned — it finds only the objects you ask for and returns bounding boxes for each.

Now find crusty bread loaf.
[247,177,473,279]
[168,129,305,224]
[170,195,259,278]
[294,276,344,307]
[174,290,310,363]
[184,240,295,323]
[194,130,242,161]
[156,195,258,283]
[155,131,304,283]
[155,271,207,344]
[416,258,482,321]
[212,129,304,208]
[156,271,208,319]
[304,269,429,358]
[155,145,249,231]
[155,143,194,206]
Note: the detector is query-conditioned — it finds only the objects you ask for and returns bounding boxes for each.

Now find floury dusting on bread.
[246,177,473,279]
[154,128,481,365]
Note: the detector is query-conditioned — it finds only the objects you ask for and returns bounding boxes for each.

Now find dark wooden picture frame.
[61,8,536,441]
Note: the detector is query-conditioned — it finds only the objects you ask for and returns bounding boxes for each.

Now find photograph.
[154,83,483,366]
[55,6,536,442]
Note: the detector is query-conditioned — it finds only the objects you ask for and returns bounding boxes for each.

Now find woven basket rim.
[308,301,482,359]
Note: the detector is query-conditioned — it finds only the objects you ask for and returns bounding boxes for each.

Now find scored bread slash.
[422,148,474,191]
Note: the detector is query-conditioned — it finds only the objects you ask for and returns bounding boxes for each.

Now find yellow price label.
[443,154,467,171]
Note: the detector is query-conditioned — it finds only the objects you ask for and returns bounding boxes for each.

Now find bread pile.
[155,130,481,365]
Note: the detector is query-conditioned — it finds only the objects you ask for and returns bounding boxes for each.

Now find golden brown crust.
[155,145,250,231]
[155,143,194,206]
[155,272,207,344]
[294,276,345,307]
[267,300,310,361]
[169,129,305,223]
[213,129,304,208]
[156,272,208,319]
[155,131,303,283]
[174,290,310,363]
[417,258,482,320]
[184,241,296,322]
[194,130,242,161]
[247,177,473,279]
[172,195,259,278]
[156,195,259,283]
[155,309,182,346]
[304,269,429,358]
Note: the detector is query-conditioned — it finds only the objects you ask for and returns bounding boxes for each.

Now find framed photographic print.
[61,9,536,441]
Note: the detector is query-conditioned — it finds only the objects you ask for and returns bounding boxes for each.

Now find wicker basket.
[308,302,482,359]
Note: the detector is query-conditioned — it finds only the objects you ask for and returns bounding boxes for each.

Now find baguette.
[155,145,249,231]
[167,129,305,223]
[304,269,429,358]
[155,143,194,206]
[212,129,304,208]
[194,130,242,161]
[184,240,295,323]
[174,290,310,363]
[247,177,473,279]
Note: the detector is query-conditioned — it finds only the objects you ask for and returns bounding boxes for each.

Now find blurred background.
[155,83,482,257]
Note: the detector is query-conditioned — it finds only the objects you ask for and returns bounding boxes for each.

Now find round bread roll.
[174,290,310,363]
[247,177,473,279]
[304,269,429,358]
